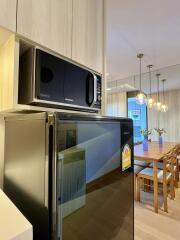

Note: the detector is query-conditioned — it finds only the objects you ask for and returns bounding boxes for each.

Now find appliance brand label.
[40,93,51,98]
[65,98,74,102]
[123,131,130,135]
[122,144,131,171]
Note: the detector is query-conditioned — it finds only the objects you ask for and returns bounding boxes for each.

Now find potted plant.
[154,128,166,145]
[140,129,152,151]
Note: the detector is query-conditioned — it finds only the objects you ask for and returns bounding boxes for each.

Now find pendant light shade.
[154,73,162,111]
[136,92,147,105]
[161,104,168,112]
[147,64,155,109]
[156,101,162,111]
[161,79,168,112]
[136,53,147,105]
[148,97,155,109]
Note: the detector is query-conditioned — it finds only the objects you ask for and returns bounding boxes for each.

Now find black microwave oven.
[18,48,102,112]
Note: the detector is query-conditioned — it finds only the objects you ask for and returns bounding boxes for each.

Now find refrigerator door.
[54,114,134,240]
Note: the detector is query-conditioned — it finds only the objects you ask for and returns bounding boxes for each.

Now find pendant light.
[136,53,147,105]
[161,79,168,112]
[155,73,162,111]
[147,64,155,109]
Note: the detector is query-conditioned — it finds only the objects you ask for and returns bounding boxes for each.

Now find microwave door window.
[56,121,133,240]
[64,63,89,106]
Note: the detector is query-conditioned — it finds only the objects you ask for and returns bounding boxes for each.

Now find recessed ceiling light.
[106,88,111,91]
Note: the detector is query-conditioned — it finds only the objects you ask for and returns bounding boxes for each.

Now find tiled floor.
[135,187,180,240]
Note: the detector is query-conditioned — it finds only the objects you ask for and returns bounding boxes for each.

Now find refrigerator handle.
[45,123,49,208]
[45,115,57,239]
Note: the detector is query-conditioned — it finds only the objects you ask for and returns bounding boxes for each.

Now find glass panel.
[128,97,147,143]
[56,121,133,240]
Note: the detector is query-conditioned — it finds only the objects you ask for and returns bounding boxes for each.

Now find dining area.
[106,60,180,238]
[106,61,180,239]
[104,1,180,238]
[134,140,180,240]
[134,141,180,213]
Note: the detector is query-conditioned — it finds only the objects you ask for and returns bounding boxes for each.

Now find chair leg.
[175,167,179,187]
[175,171,178,188]
[177,169,180,182]
[170,175,175,200]
[137,176,141,202]
[134,174,137,201]
[163,180,168,213]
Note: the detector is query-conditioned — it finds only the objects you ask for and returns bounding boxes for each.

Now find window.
[127,96,147,144]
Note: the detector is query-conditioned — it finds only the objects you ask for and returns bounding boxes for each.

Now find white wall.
[148,89,180,143]
[0,116,5,188]
[106,92,127,117]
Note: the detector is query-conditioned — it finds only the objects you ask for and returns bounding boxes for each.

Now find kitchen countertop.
[0,189,32,240]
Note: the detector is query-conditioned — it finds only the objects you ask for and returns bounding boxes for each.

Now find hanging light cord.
[147,65,153,97]
[149,69,152,97]
[163,81,165,103]
[157,74,160,102]
[137,53,143,92]
[140,56,142,91]
[162,79,166,104]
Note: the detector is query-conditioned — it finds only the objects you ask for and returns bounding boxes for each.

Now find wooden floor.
[135,186,180,240]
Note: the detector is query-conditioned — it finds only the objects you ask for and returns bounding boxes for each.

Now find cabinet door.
[17,0,72,58]
[0,0,17,32]
[72,0,103,73]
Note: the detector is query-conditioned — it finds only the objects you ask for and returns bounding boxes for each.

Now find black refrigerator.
[4,112,134,240]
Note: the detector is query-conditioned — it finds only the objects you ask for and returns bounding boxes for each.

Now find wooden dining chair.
[173,145,180,185]
[176,144,180,168]
[134,159,149,167]
[149,147,179,188]
[137,153,176,212]
[166,146,179,187]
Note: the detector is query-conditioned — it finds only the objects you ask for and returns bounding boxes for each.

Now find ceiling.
[107,64,180,94]
[106,0,180,91]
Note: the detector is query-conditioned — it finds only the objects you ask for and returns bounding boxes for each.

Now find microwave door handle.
[90,73,97,107]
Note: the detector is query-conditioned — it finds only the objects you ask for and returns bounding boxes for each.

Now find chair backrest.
[173,144,180,155]
[161,152,176,183]
[163,151,176,170]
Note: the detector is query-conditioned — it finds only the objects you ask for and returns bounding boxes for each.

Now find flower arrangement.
[154,128,166,136]
[140,129,152,151]
[140,129,152,139]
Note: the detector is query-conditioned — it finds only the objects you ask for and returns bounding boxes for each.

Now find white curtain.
[148,89,180,143]
[107,92,127,117]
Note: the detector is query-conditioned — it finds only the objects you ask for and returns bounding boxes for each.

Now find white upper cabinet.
[17,0,72,58]
[17,0,104,73]
[0,0,17,32]
[72,0,104,73]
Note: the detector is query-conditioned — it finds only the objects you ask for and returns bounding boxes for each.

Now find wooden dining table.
[134,141,178,213]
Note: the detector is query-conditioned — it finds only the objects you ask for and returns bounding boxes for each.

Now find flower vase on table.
[140,129,151,152]
[158,135,163,145]
[154,128,166,146]
[142,138,148,151]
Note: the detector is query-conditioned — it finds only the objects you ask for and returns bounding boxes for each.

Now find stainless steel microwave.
[18,48,102,112]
